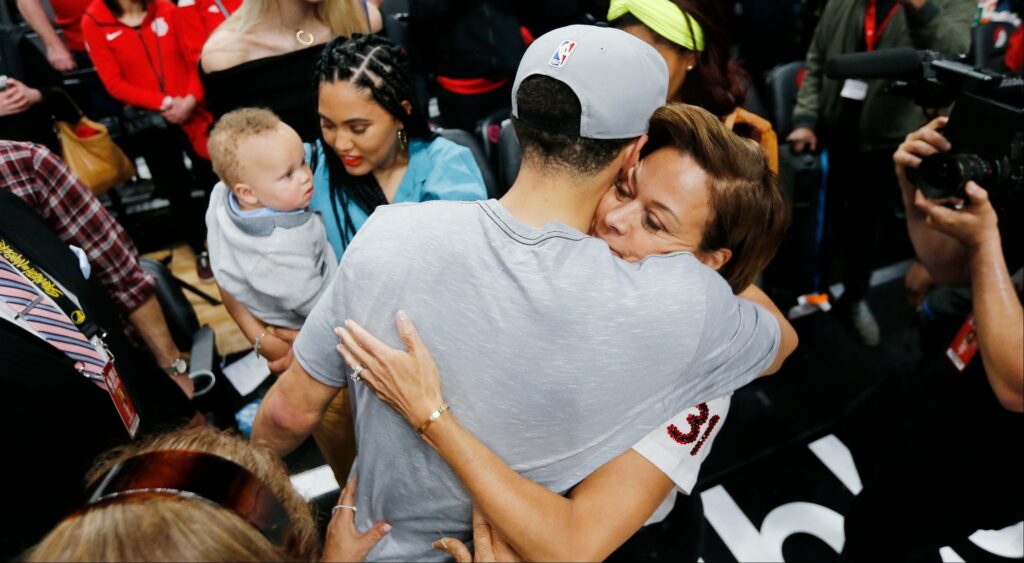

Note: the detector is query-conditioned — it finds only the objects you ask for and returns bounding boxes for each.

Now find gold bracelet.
[416,402,450,437]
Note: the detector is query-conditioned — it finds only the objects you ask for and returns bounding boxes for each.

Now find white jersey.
[633,395,732,525]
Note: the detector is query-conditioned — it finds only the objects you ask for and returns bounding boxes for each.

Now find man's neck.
[499,164,611,233]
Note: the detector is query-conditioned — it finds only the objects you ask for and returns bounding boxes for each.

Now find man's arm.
[893,117,970,285]
[968,233,1024,412]
[912,183,1023,412]
[788,0,836,150]
[251,359,340,456]
[6,144,188,373]
[15,0,76,71]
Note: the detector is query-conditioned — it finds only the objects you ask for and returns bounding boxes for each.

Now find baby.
[205,108,336,329]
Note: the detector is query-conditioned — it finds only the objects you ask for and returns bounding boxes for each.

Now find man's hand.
[786,127,818,153]
[161,95,196,124]
[259,327,299,374]
[46,41,77,71]
[894,116,951,200]
[0,78,43,117]
[914,182,999,249]
[322,475,391,562]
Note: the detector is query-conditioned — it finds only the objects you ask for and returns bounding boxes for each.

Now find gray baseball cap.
[511,24,669,140]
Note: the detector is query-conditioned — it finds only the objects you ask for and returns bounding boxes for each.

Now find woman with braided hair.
[308,33,488,256]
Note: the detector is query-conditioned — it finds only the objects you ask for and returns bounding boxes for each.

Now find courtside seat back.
[497,120,521,197]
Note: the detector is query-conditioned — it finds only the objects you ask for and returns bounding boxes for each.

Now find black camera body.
[825,49,1024,202]
[901,55,1023,201]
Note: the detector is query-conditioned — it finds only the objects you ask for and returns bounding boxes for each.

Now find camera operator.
[840,116,1023,561]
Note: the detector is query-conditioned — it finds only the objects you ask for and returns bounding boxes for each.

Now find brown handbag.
[53,91,135,195]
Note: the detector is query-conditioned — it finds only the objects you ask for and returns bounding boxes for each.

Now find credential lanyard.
[865,0,902,52]
[0,236,103,339]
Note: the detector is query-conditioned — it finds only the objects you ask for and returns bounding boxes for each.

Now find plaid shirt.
[0,141,157,317]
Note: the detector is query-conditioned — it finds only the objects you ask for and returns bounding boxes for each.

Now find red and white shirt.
[81,0,212,158]
[632,395,731,524]
[175,0,243,66]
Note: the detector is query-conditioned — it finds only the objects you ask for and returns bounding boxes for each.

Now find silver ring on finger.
[350,365,365,382]
[332,504,357,514]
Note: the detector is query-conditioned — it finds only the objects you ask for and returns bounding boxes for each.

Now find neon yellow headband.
[608,0,706,52]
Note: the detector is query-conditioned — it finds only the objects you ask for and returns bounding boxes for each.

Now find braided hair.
[313,34,433,247]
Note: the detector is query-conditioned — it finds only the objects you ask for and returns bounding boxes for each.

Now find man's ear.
[698,247,733,272]
[233,183,260,207]
[620,134,648,174]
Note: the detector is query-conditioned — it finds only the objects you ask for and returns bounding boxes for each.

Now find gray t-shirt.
[294,199,780,561]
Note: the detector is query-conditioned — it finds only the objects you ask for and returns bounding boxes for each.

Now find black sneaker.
[196,251,214,282]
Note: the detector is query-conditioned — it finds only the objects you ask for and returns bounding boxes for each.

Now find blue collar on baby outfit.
[228,191,307,218]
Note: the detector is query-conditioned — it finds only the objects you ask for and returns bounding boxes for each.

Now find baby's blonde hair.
[208,107,284,187]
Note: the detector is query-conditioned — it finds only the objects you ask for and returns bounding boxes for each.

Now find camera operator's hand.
[913,182,999,250]
[894,116,950,200]
[786,127,818,153]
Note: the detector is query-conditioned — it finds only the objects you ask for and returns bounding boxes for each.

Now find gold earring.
[397,129,408,151]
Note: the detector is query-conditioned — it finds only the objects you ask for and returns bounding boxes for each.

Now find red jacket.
[51,0,92,51]
[82,0,211,158]
[176,0,243,66]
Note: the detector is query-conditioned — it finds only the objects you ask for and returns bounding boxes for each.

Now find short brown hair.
[26,427,319,562]
[643,103,789,293]
[208,108,283,187]
[512,76,633,179]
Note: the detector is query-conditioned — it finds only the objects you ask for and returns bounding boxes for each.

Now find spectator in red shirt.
[16,0,91,71]
[82,0,212,158]
[176,0,243,67]
[82,0,218,272]
[16,0,124,118]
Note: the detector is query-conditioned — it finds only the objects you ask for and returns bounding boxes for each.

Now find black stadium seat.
[971,21,1019,71]
[761,61,827,301]
[765,60,807,138]
[497,121,521,196]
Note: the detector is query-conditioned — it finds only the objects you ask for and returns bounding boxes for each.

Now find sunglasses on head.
[75,450,296,548]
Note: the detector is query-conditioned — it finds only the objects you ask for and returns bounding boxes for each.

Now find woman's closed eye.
[614,179,632,200]
[645,214,664,232]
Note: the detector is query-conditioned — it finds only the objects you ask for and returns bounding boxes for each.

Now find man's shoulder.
[363,199,486,231]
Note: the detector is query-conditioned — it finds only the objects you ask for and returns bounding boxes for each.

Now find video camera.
[825,48,1023,202]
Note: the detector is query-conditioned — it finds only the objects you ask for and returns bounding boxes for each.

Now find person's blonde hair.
[224,0,369,38]
[208,107,284,187]
[25,427,319,562]
[643,103,789,293]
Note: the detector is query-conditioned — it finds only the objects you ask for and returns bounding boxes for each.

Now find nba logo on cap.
[549,40,577,68]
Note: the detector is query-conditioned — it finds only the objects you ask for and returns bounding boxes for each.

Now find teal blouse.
[306,137,488,258]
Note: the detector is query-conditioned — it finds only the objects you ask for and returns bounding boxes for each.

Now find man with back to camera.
[253,25,798,561]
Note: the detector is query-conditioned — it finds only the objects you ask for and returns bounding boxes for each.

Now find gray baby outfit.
[206,182,337,329]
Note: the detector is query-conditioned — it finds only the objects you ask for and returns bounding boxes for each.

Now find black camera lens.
[917,153,998,200]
